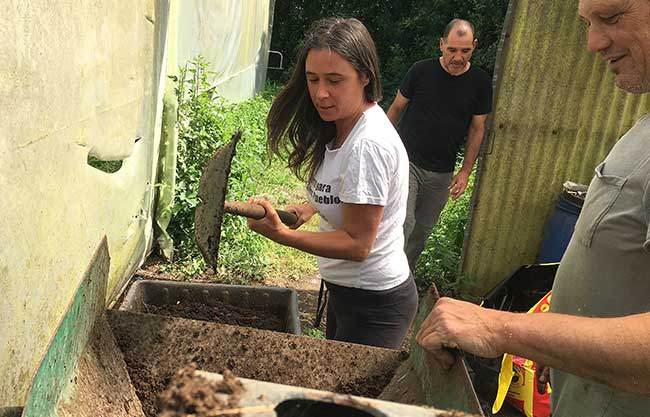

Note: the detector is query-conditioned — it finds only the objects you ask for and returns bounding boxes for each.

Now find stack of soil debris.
[157,364,244,417]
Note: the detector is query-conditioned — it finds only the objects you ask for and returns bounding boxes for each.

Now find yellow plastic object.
[492,353,515,414]
[492,291,553,417]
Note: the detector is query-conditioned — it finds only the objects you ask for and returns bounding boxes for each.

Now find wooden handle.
[223,201,298,226]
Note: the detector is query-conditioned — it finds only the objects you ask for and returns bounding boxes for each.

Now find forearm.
[386,105,402,127]
[387,90,409,127]
[459,126,484,173]
[495,311,650,394]
[273,228,371,262]
[250,201,381,261]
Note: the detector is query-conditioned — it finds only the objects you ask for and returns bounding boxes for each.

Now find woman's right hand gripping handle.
[285,202,317,229]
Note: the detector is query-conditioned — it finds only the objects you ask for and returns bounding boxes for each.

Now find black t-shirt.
[398,58,493,173]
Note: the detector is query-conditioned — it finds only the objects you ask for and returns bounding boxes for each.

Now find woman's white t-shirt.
[306,104,410,290]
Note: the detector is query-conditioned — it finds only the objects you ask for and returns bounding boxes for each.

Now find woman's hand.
[247,198,289,242]
[248,201,383,262]
[284,202,317,229]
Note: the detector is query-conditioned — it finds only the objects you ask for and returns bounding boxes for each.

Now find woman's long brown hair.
[266,17,382,183]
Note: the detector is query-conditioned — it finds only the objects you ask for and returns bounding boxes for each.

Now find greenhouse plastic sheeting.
[173,0,273,102]
[0,0,272,408]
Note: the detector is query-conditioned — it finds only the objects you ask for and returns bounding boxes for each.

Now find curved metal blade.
[194,131,241,269]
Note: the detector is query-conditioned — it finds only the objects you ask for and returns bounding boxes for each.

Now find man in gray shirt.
[416,0,650,415]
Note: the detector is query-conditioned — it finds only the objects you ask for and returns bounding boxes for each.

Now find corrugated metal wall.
[461,0,650,296]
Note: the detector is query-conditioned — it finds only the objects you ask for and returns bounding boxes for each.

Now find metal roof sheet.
[461,0,650,296]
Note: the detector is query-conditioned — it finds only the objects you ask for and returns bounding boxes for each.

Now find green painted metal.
[410,287,483,415]
[461,0,650,296]
[22,239,110,417]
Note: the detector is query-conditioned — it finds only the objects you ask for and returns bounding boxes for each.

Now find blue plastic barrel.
[538,191,584,263]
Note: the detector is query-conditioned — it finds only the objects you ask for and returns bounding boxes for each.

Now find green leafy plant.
[306,328,326,339]
[414,165,477,298]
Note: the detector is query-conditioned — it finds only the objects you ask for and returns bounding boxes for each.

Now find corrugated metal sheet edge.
[458,0,518,294]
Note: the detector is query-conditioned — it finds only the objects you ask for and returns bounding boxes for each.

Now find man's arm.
[449,114,487,200]
[416,297,650,395]
[386,90,410,127]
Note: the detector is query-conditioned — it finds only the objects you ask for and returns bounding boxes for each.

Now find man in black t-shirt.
[387,19,493,270]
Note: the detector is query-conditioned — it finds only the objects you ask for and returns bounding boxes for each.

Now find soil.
[118,256,420,415]
[142,300,284,332]
[108,310,405,417]
[157,364,244,417]
[57,316,146,417]
[125,361,169,417]
[334,373,397,399]
[134,262,414,350]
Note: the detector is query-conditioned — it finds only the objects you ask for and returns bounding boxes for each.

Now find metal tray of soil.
[107,310,407,417]
[118,279,301,335]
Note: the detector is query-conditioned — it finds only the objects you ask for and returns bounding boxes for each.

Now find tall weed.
[414,167,476,298]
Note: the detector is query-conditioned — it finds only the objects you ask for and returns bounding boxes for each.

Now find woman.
[248,17,417,349]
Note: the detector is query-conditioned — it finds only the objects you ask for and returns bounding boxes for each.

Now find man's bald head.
[443,19,475,42]
[439,19,477,75]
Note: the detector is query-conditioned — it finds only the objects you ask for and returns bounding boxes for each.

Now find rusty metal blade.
[194,131,241,269]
